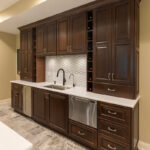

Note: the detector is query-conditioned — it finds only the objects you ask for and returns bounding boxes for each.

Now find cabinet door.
[47,21,57,55]
[69,12,86,54]
[49,93,68,134]
[36,24,47,56]
[20,30,28,79]
[112,1,133,85]
[27,29,33,80]
[11,84,23,113]
[93,6,111,83]
[32,88,49,124]
[20,29,34,81]
[57,17,69,55]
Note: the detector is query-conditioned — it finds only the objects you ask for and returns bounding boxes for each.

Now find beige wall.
[0,32,16,100]
[140,0,150,144]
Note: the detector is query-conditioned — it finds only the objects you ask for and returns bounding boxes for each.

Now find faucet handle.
[69,73,75,87]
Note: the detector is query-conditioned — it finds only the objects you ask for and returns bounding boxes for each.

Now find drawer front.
[98,119,130,144]
[98,102,131,125]
[93,82,135,99]
[69,120,97,149]
[98,134,130,150]
[12,83,22,91]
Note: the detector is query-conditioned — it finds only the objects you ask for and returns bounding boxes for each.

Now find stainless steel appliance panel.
[69,96,97,128]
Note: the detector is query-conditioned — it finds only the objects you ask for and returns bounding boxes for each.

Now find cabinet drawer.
[69,120,97,149]
[98,102,131,125]
[93,82,135,99]
[98,134,130,150]
[12,83,22,90]
[98,119,130,144]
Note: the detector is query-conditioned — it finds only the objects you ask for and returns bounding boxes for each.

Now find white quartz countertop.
[0,121,32,150]
[11,80,139,108]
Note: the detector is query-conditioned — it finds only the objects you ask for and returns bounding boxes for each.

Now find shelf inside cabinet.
[87,11,93,92]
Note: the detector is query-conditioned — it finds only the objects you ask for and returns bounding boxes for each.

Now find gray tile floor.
[0,99,89,150]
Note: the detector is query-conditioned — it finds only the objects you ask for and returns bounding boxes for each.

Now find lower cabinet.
[11,84,139,150]
[32,88,50,125]
[11,83,23,113]
[32,88,68,135]
[49,93,68,135]
[97,102,139,150]
[69,120,97,149]
[98,134,130,150]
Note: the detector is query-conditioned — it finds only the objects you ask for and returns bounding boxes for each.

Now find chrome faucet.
[69,73,75,87]
[56,68,66,86]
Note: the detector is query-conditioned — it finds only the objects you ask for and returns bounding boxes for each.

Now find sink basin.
[44,84,71,90]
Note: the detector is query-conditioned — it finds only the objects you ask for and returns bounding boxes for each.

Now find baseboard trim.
[0,98,11,103]
[138,141,150,150]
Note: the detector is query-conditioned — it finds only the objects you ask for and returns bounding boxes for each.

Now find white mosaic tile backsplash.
[46,55,87,87]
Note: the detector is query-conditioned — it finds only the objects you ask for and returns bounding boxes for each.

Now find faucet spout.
[56,68,66,86]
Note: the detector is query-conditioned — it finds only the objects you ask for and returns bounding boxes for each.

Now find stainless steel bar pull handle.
[78,131,85,136]
[107,88,116,92]
[108,73,111,80]
[108,110,117,115]
[108,126,117,132]
[97,46,107,49]
[112,73,115,80]
[107,144,117,150]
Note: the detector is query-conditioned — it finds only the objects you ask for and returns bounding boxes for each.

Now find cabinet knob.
[107,144,117,150]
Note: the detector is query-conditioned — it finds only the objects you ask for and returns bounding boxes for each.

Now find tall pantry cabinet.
[92,0,140,99]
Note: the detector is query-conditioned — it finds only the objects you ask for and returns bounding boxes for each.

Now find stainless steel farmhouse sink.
[44,84,71,90]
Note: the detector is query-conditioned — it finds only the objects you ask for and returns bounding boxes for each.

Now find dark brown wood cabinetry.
[20,28,36,81]
[17,0,140,149]
[11,83,139,150]
[11,83,23,113]
[93,0,140,99]
[19,0,140,99]
[57,17,69,54]
[36,22,57,56]
[97,102,139,150]
[36,24,47,56]
[32,88,68,135]
[36,12,86,56]
[69,120,97,149]
[69,12,86,54]
[49,93,68,134]
[32,88,50,125]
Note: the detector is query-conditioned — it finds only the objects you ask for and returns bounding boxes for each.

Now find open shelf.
[87,11,94,92]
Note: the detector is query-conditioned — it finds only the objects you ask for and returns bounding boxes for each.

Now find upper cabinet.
[36,22,57,56]
[93,6,111,83]
[36,12,87,56]
[57,17,69,54]
[20,28,36,81]
[19,0,140,99]
[47,21,57,55]
[92,0,139,99]
[111,1,132,85]
[69,12,86,54]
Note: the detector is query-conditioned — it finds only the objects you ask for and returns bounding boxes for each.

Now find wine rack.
[87,11,93,92]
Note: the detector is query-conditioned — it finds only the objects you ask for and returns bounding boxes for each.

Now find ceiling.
[0,0,95,34]
[0,0,19,12]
